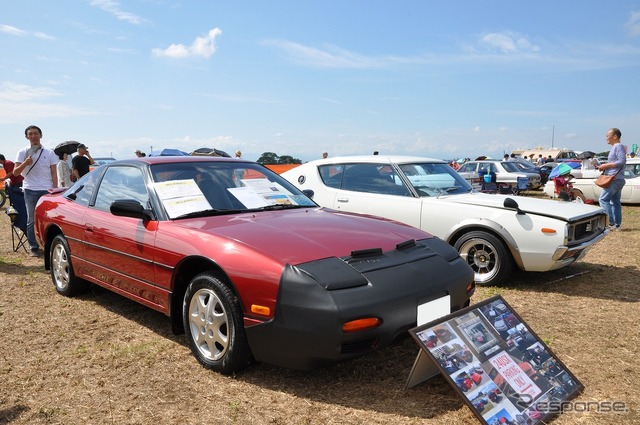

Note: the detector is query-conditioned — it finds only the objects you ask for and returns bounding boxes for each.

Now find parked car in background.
[543,158,640,204]
[35,156,475,373]
[281,155,608,286]
[521,148,578,163]
[92,157,117,166]
[457,159,542,190]
[89,157,117,172]
[511,158,548,185]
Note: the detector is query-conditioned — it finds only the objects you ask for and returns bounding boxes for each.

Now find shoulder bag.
[594,168,620,188]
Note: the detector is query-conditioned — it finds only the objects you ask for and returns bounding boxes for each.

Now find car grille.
[568,214,607,244]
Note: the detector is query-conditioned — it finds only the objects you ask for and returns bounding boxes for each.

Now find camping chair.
[514,177,529,195]
[480,171,498,193]
[5,186,28,252]
[498,183,513,194]
[6,207,28,253]
[480,182,497,193]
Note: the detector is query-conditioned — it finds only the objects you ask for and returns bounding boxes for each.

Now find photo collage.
[411,296,582,425]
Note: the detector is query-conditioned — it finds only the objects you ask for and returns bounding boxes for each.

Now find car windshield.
[398,162,473,196]
[513,159,536,170]
[500,162,524,173]
[150,161,316,219]
[510,161,536,172]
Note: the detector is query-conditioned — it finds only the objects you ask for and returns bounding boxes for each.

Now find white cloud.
[0,24,54,40]
[0,82,62,102]
[263,39,397,69]
[0,24,27,36]
[0,82,93,124]
[626,11,640,36]
[152,28,222,59]
[90,0,146,25]
[479,32,540,54]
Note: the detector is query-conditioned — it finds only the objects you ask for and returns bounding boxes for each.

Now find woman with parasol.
[54,141,80,187]
[551,163,590,203]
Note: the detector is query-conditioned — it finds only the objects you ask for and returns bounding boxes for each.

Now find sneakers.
[29,250,40,257]
[607,225,621,232]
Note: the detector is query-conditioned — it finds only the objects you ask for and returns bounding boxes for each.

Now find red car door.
[79,166,168,313]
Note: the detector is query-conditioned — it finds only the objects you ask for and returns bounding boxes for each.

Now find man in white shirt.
[13,125,58,257]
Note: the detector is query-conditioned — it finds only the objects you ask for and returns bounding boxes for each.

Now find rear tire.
[454,231,513,286]
[50,234,87,296]
[183,272,252,374]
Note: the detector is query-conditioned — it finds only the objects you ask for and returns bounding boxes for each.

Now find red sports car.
[35,156,474,374]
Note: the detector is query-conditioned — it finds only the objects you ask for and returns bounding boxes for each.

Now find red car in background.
[35,156,474,374]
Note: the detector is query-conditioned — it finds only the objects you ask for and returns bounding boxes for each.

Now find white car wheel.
[454,231,513,286]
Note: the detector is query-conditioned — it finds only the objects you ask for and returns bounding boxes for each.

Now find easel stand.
[404,295,451,389]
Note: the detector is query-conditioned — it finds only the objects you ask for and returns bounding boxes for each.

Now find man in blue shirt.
[598,128,627,230]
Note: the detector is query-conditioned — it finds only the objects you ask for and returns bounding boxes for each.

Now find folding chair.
[6,206,28,253]
[514,177,529,195]
[480,171,498,193]
[498,183,513,194]
[480,182,498,194]
[5,186,28,253]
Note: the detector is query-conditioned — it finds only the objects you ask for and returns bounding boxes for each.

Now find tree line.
[255,152,302,164]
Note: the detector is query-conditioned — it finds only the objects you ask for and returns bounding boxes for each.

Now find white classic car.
[457,159,542,190]
[543,158,640,204]
[282,155,609,286]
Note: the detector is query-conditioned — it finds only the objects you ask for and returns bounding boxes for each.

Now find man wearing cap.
[72,143,95,180]
[135,149,146,157]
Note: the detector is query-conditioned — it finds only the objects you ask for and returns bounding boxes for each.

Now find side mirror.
[503,197,525,215]
[110,199,154,220]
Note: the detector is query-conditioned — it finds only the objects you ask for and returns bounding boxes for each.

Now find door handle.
[337,197,349,203]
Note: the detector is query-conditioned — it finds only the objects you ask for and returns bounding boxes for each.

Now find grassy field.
[0,198,638,424]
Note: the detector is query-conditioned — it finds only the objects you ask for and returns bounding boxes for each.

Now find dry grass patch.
[1,199,638,424]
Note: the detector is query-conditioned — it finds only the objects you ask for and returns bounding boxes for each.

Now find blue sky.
[2,1,640,163]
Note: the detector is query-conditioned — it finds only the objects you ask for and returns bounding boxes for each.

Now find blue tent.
[148,148,189,157]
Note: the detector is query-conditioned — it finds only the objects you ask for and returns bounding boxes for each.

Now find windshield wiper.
[174,208,242,219]
[254,204,305,211]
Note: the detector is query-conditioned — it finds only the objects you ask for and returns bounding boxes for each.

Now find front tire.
[183,272,251,374]
[454,231,513,286]
[50,234,87,296]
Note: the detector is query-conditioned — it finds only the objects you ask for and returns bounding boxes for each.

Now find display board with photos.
[409,295,583,425]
